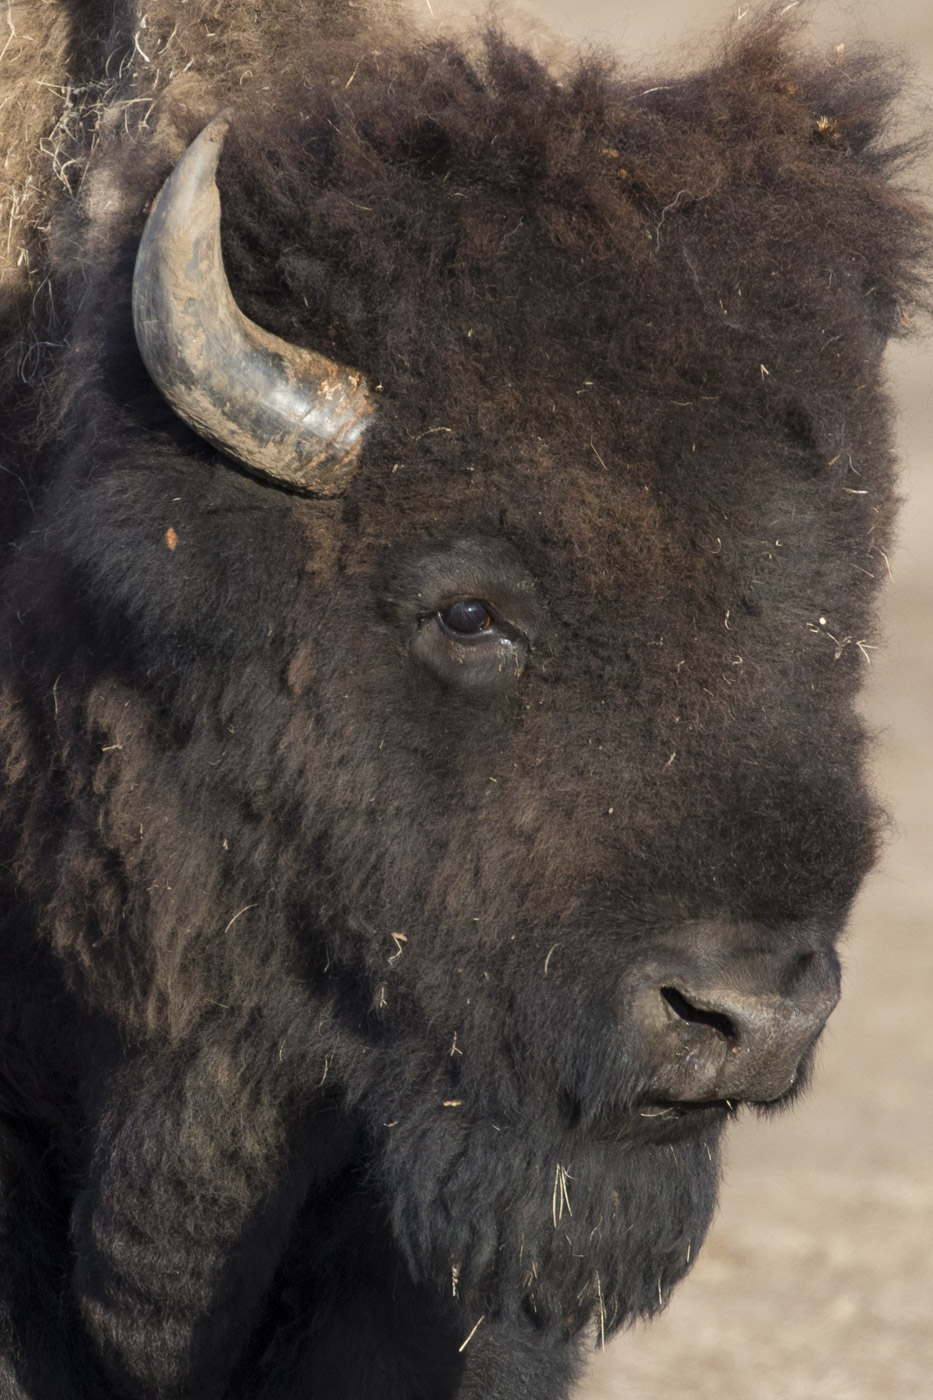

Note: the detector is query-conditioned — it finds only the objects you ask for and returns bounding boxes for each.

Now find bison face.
[6,25,916,1345]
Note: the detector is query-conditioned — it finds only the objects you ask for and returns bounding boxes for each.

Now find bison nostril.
[661,987,737,1042]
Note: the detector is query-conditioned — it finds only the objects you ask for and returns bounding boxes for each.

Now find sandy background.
[508,2,932,1395]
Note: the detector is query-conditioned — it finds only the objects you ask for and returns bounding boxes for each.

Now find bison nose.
[632,944,840,1104]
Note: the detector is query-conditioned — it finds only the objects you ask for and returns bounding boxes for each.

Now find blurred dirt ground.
[499,2,933,1395]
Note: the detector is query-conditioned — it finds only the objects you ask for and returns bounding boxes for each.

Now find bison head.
[1,13,928,1378]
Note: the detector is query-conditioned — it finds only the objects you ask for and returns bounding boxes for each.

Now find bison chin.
[371,1065,722,1337]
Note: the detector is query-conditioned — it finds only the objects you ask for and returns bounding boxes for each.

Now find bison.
[0,2,929,1396]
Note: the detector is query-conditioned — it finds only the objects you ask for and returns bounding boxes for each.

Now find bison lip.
[637,1066,807,1122]
[584,1096,734,1145]
[588,1075,809,1145]
[637,1098,737,1125]
[639,1099,733,1116]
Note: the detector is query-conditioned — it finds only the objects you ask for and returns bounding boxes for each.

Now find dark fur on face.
[0,5,930,1398]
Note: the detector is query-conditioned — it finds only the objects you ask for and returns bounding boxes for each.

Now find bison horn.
[132,111,374,495]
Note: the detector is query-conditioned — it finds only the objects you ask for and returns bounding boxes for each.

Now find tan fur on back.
[0,2,75,383]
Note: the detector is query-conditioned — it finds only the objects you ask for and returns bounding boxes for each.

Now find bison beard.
[0,3,930,1398]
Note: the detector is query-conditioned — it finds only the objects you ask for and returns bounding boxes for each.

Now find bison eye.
[437,600,493,637]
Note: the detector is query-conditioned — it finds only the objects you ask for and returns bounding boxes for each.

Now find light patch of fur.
[0,2,75,378]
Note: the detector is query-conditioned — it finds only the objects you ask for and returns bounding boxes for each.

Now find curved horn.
[132,111,373,495]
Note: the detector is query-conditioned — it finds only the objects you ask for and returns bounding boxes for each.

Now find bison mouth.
[583,1059,814,1145]
[573,1095,735,1147]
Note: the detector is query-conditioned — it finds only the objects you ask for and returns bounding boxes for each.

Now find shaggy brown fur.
[0,3,930,1398]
